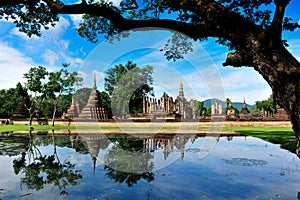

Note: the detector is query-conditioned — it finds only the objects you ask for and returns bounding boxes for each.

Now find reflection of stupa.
[79,134,110,173]
[174,135,190,160]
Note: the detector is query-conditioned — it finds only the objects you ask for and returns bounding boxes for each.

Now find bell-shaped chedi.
[11,97,29,120]
[78,74,108,120]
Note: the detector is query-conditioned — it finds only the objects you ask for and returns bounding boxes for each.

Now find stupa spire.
[243,97,247,109]
[93,73,97,90]
[179,81,184,97]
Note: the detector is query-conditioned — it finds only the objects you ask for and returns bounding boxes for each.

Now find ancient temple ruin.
[78,75,108,120]
[239,98,252,120]
[64,95,80,119]
[226,101,235,119]
[11,97,29,120]
[211,100,223,115]
[64,74,109,120]
[142,81,197,120]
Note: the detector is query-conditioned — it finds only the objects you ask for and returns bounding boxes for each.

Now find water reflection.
[12,131,82,195]
[0,131,300,199]
[222,158,268,166]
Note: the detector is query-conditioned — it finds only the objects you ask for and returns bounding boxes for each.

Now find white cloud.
[220,68,271,104]
[9,16,70,42]
[10,27,39,41]
[70,14,84,28]
[41,49,59,66]
[7,16,85,69]
[77,71,87,84]
[47,17,70,39]
[10,16,71,49]
[0,41,34,89]
[60,53,84,68]
[222,69,267,90]
[92,70,105,81]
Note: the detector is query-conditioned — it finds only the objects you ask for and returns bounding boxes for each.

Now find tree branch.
[268,0,290,42]
[42,0,211,40]
[0,0,262,45]
[223,51,253,67]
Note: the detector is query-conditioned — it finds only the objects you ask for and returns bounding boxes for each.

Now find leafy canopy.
[104,61,153,115]
[0,1,298,45]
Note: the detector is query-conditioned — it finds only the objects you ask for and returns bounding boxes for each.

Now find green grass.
[0,123,204,132]
[0,124,77,132]
[224,126,297,153]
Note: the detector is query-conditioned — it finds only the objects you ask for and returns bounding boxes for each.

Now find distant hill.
[203,98,255,110]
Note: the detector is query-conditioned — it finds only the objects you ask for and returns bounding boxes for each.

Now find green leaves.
[0,1,59,37]
[78,14,122,43]
[22,64,82,125]
[161,32,194,61]
[23,66,48,93]
[255,95,278,113]
[217,0,273,25]
[283,17,300,31]
[105,61,153,116]
[13,154,82,191]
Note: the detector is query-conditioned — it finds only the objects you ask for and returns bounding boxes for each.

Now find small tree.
[255,95,278,117]
[97,90,112,117]
[23,66,48,125]
[196,101,205,117]
[225,98,231,112]
[44,63,82,127]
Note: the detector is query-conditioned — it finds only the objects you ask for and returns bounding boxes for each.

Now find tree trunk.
[29,114,33,126]
[252,46,300,137]
[26,107,34,126]
[225,39,300,143]
[52,100,58,127]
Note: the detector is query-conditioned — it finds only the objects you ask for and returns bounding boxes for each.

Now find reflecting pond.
[0,131,300,199]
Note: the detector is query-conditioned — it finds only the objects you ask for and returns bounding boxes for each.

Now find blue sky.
[0,1,299,105]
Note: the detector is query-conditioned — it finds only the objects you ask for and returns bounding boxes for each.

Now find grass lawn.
[0,124,77,132]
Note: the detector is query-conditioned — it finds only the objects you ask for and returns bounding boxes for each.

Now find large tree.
[104,61,153,116]
[0,1,300,135]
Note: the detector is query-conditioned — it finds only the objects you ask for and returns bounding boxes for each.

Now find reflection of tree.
[104,165,154,187]
[12,131,82,195]
[108,135,143,151]
[104,135,155,187]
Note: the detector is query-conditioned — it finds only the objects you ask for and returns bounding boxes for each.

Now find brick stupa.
[11,97,29,120]
[65,95,80,119]
[78,74,101,120]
